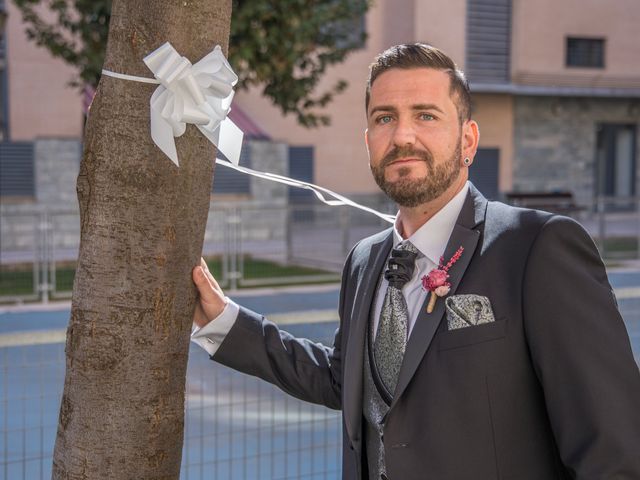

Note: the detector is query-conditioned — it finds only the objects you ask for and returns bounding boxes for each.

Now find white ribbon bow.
[142,42,243,166]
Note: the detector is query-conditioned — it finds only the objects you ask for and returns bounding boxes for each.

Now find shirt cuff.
[190,298,240,356]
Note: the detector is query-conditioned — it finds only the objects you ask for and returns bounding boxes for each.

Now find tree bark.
[52,1,232,478]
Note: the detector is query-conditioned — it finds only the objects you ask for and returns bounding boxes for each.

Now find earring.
[463,157,471,166]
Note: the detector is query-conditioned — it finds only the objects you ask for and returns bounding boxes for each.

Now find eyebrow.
[368,103,445,117]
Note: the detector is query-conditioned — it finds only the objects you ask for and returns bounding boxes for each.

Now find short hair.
[365,43,472,123]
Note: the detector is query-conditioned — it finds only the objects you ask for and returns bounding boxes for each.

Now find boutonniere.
[421,246,464,313]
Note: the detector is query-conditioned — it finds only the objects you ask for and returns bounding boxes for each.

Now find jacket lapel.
[343,230,394,446]
[390,185,488,411]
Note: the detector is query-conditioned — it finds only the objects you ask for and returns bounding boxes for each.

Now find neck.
[397,176,467,239]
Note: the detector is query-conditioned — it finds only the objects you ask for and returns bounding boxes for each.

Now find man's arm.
[191,257,347,410]
[523,216,640,478]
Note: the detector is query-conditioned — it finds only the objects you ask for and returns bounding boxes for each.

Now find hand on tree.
[192,258,227,328]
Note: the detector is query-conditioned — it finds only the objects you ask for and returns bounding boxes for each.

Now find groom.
[191,44,640,479]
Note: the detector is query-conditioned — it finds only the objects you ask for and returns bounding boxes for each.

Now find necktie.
[374,242,419,397]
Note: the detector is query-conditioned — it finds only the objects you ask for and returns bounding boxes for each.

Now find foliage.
[12,0,369,127]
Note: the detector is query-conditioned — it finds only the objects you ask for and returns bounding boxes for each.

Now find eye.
[375,114,393,125]
[419,113,436,121]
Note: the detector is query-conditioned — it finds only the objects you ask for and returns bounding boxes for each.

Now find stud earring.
[463,157,471,166]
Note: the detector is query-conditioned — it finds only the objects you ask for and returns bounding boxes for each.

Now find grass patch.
[0,257,337,298]
[214,257,335,279]
[0,267,35,296]
[54,267,76,292]
[597,237,639,261]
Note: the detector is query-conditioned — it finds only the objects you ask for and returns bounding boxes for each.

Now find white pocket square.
[445,294,495,330]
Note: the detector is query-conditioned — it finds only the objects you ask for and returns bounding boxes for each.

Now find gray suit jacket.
[214,184,640,479]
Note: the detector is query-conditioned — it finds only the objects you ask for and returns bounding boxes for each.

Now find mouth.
[387,157,424,167]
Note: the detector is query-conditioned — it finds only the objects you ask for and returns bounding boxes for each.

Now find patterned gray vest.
[363,279,394,479]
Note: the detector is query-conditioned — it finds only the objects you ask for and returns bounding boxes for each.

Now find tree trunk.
[52,1,232,478]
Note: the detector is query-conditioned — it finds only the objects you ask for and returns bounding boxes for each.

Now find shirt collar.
[393,181,470,265]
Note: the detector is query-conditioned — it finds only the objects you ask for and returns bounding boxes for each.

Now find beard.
[370,143,462,208]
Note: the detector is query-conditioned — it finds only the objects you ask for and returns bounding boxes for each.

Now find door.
[595,123,637,211]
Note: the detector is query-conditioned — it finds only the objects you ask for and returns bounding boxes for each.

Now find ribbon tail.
[214,159,395,224]
[218,118,243,166]
[198,118,243,166]
[150,97,180,166]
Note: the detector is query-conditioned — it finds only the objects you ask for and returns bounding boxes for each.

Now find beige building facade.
[2,0,83,141]
[2,0,639,207]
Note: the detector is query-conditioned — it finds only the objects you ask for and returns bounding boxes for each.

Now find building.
[1,0,639,209]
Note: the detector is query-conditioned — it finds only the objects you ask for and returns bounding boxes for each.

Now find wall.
[5,1,83,140]
[513,96,640,205]
[511,0,640,88]
[0,139,291,258]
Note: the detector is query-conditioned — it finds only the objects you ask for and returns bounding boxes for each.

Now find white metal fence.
[0,321,343,480]
[0,203,393,303]
[1,198,638,303]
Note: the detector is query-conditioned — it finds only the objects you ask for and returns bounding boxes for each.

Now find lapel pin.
[421,246,464,313]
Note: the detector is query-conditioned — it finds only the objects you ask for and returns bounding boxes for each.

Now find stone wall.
[513,96,640,207]
[1,138,291,262]
[204,140,289,249]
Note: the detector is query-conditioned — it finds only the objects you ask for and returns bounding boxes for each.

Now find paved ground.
[1,270,639,480]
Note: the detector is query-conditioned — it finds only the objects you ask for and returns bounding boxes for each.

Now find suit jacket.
[213,184,640,479]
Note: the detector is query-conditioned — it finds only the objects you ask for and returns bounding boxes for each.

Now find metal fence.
[1,316,342,480]
[0,203,394,303]
[2,197,639,303]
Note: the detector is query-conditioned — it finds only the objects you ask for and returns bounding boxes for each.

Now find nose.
[391,116,416,147]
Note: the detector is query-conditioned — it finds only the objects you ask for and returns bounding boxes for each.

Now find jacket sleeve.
[523,215,640,478]
[211,249,356,410]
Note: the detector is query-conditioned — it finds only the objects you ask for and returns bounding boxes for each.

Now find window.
[0,142,35,197]
[211,144,251,195]
[566,37,605,68]
[466,0,512,84]
[288,146,315,222]
[595,123,636,211]
[469,148,499,200]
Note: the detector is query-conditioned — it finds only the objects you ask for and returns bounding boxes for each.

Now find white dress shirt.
[191,182,470,356]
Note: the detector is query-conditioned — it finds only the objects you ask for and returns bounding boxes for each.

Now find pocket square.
[445,294,495,330]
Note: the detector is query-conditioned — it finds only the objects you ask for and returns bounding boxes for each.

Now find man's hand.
[192,258,227,328]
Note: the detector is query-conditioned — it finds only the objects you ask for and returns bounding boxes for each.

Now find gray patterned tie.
[374,242,419,397]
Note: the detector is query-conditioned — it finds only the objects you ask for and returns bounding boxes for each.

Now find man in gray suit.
[191,44,640,479]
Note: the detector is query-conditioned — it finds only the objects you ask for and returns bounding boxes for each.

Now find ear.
[461,120,479,163]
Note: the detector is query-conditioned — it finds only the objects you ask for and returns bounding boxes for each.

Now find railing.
[588,196,640,260]
[1,203,394,303]
[0,319,342,480]
[1,197,639,303]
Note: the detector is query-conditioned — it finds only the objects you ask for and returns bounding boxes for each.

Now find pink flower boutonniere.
[421,246,464,313]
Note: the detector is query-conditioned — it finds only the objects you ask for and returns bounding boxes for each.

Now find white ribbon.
[103,42,243,167]
[215,159,396,224]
